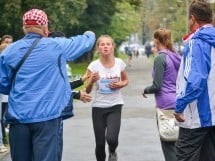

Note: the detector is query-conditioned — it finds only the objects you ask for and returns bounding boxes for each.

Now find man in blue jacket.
[0,9,95,161]
[174,1,215,161]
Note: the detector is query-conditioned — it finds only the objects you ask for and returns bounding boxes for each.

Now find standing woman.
[0,35,13,146]
[85,35,129,161]
[143,28,181,161]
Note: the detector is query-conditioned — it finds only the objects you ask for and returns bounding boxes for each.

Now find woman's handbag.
[156,108,179,141]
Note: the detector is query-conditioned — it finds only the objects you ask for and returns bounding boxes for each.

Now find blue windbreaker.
[0,32,95,123]
[175,25,215,128]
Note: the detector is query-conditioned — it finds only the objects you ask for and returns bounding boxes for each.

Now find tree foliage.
[72,0,117,36]
[2,0,209,61]
[141,0,188,43]
[0,0,87,39]
[0,0,141,42]
[106,0,142,45]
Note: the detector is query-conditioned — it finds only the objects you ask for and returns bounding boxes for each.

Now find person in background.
[174,1,215,161]
[85,35,129,161]
[124,45,132,66]
[0,34,13,147]
[143,28,181,161]
[0,95,7,153]
[144,41,152,58]
[0,8,95,161]
[0,35,13,48]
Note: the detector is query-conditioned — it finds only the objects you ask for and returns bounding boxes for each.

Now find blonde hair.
[96,35,115,50]
[154,28,174,52]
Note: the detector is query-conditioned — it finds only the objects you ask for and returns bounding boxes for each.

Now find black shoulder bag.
[10,38,41,88]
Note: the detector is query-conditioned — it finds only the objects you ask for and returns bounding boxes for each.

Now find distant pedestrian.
[174,1,215,161]
[143,28,181,161]
[144,42,152,58]
[0,8,95,161]
[124,45,132,66]
[85,35,129,161]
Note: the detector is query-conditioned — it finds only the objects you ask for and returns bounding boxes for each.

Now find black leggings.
[92,105,122,161]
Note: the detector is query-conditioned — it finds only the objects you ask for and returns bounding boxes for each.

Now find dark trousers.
[9,117,63,161]
[92,105,122,161]
[160,140,177,161]
[176,126,215,161]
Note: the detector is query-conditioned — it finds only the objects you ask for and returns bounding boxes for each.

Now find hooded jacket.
[144,49,181,109]
[175,24,215,128]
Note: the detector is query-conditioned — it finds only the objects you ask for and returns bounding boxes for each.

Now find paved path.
[1,55,165,161]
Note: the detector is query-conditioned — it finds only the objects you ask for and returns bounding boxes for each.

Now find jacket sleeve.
[60,31,96,61]
[175,40,210,113]
[144,54,165,94]
[72,91,80,99]
[70,78,84,89]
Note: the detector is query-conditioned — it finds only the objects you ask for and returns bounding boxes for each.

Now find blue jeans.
[9,117,63,161]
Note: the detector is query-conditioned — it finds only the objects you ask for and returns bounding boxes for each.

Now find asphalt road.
[1,55,165,161]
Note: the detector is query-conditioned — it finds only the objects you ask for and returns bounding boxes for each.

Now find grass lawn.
[69,62,89,76]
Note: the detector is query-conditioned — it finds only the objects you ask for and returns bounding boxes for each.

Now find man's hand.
[174,112,185,122]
